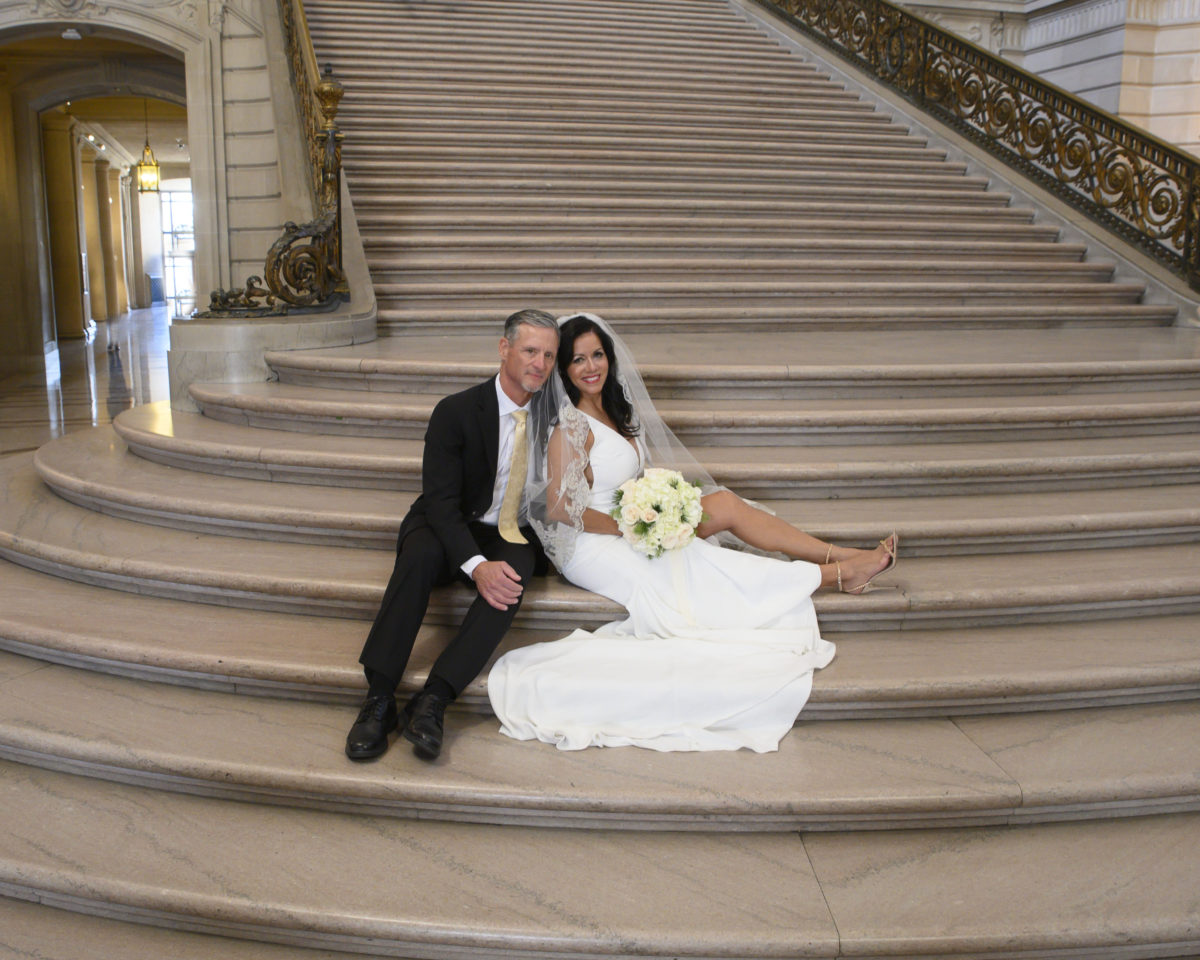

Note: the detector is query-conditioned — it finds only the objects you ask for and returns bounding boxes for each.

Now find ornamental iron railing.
[755,0,1200,292]
[199,0,347,317]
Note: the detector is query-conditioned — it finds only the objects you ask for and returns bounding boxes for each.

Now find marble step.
[186,381,1200,445]
[5,760,1200,958]
[2,552,1199,716]
[4,649,1200,829]
[369,258,1114,286]
[308,0,744,17]
[332,62,847,93]
[338,93,890,125]
[0,761,842,959]
[344,155,968,180]
[0,897,366,960]
[320,30,811,58]
[356,209,1050,236]
[315,38,808,72]
[307,7,785,37]
[5,456,1200,628]
[111,403,1200,496]
[376,302,1177,332]
[342,102,893,134]
[263,328,1200,398]
[312,16,771,42]
[377,281,1147,309]
[327,63,860,96]
[37,429,1200,552]
[337,93,884,123]
[376,307,1180,338]
[350,190,1024,214]
[362,238,1082,263]
[312,12,768,43]
[347,169,991,196]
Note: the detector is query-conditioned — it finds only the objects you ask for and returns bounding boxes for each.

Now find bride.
[488,313,897,753]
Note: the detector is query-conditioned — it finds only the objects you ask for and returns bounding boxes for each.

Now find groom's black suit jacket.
[398,377,501,569]
[364,375,544,693]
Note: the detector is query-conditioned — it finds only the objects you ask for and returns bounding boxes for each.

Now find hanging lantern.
[136,99,160,193]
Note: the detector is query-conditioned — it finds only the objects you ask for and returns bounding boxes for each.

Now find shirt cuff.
[461,554,486,579]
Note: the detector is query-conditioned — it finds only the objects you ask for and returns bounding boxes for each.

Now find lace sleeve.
[527,398,593,571]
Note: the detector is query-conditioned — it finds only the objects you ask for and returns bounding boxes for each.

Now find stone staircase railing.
[752,0,1200,292]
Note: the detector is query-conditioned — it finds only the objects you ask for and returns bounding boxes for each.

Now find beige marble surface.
[12,446,1200,632]
[0,307,169,457]
[0,454,635,625]
[168,313,376,411]
[0,896,366,960]
[802,814,1200,955]
[301,325,1200,369]
[955,704,1200,811]
[3,554,1200,714]
[819,618,1200,710]
[36,429,409,545]
[0,652,1022,828]
[11,448,1200,633]
[111,399,1200,489]
[3,755,1200,956]
[191,378,1200,419]
[0,761,839,956]
[32,427,1200,557]
[4,648,1199,829]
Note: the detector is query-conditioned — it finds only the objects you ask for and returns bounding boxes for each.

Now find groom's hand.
[472,560,524,611]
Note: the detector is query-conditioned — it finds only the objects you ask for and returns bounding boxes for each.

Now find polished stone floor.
[0,307,171,457]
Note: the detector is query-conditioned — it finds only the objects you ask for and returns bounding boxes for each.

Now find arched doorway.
[0,18,203,380]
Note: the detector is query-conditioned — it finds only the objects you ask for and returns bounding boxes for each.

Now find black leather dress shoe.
[401,690,451,761]
[345,694,398,761]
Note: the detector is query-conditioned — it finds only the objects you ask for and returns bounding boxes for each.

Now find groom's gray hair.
[503,309,558,343]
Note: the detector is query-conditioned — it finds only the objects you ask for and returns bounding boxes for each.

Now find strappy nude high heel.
[838,532,899,595]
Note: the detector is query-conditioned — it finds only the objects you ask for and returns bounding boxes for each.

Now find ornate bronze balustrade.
[756,0,1200,291]
[199,0,347,317]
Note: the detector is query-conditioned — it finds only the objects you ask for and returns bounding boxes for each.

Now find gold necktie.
[498,409,528,544]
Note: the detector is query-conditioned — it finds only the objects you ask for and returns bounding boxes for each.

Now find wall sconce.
[136,98,160,193]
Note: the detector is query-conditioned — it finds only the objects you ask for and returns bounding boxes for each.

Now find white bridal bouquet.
[611,468,705,558]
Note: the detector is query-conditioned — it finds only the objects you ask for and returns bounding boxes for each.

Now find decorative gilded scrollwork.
[204,277,286,317]
[264,211,342,307]
[198,0,347,318]
[760,0,1200,290]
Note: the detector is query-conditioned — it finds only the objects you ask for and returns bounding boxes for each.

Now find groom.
[346,309,560,762]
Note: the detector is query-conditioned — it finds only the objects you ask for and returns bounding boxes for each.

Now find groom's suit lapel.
[476,377,500,484]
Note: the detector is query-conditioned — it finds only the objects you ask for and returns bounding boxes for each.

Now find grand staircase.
[2,0,1200,955]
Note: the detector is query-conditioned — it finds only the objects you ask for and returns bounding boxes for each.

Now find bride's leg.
[697,490,873,563]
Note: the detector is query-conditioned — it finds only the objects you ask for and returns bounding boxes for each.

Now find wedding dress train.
[488,413,836,752]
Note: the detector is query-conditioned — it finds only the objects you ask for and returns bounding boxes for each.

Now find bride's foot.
[824,534,898,594]
[822,536,895,565]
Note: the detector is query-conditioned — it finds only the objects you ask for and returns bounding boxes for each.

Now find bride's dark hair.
[557,315,640,438]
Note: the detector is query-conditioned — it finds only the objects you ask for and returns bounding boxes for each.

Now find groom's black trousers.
[359,521,539,696]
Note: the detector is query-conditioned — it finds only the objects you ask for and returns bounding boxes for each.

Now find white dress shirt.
[461,375,530,578]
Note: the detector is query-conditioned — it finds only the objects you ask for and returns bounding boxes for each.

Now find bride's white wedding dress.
[488,412,836,753]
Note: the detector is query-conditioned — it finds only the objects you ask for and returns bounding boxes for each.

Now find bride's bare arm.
[546,425,620,535]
